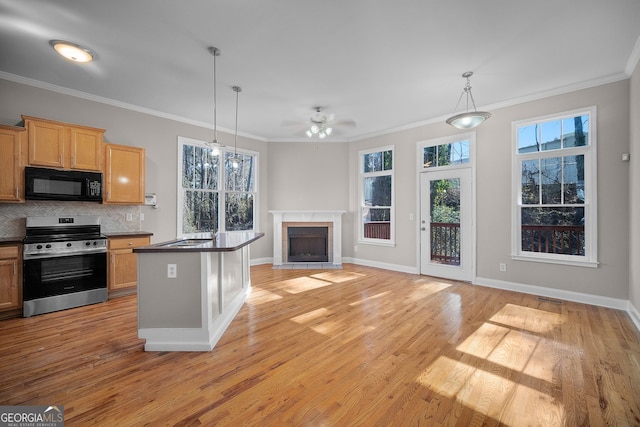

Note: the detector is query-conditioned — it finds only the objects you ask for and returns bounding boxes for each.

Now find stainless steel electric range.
[22,216,107,317]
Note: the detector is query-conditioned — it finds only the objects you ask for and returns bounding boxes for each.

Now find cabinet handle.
[59,154,63,165]
[72,156,76,167]
[13,262,16,275]
[15,187,19,198]
[128,242,133,246]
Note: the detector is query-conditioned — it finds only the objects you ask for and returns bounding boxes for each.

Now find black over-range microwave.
[25,166,103,202]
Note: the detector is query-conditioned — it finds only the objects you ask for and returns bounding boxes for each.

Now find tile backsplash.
[0,201,142,237]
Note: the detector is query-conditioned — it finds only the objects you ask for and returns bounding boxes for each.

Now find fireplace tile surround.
[270,210,345,266]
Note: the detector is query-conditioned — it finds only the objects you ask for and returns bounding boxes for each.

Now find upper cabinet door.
[26,119,65,168]
[70,127,103,171]
[23,116,104,171]
[104,143,145,204]
[0,125,26,202]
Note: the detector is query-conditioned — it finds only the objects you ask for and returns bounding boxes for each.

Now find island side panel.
[221,248,244,311]
[137,252,203,328]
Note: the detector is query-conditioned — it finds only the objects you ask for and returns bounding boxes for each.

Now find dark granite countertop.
[0,236,24,245]
[103,231,154,238]
[134,232,264,253]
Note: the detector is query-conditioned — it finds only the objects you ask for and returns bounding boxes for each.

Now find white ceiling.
[1,0,639,142]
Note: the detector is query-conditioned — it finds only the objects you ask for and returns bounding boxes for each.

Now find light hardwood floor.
[1,264,639,426]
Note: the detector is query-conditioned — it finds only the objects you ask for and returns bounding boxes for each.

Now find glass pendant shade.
[446,111,491,129]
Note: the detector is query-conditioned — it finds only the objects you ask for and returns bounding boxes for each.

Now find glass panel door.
[420,168,473,281]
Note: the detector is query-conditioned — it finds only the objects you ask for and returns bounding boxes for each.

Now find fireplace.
[287,226,329,262]
[270,210,345,266]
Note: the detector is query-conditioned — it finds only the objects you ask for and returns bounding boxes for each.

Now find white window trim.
[358,145,395,247]
[177,136,259,238]
[511,106,598,268]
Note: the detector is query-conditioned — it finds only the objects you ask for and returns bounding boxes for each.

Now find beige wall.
[348,80,631,299]
[0,76,634,302]
[630,62,640,310]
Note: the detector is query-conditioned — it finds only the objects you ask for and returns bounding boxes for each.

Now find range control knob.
[45,244,52,249]
[86,241,91,246]
[66,242,72,247]
[36,244,43,250]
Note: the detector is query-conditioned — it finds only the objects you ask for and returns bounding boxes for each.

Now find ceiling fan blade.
[332,119,357,128]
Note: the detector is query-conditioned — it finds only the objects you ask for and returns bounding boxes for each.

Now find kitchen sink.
[162,239,212,248]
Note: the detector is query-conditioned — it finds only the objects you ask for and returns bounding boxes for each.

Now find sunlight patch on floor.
[404,281,451,302]
[246,288,283,305]
[490,304,565,334]
[278,277,334,294]
[291,307,332,325]
[310,271,366,283]
[417,355,565,426]
[348,291,391,307]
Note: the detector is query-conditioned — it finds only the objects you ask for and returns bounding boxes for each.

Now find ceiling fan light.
[310,124,319,134]
[325,127,332,135]
[49,40,94,63]
[319,131,327,139]
[306,130,313,138]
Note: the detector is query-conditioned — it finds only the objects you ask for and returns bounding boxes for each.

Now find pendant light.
[231,85,242,169]
[445,71,491,129]
[208,46,223,155]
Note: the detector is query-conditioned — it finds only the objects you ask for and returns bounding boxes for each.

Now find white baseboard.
[627,301,640,332]
[342,257,419,274]
[474,276,628,309]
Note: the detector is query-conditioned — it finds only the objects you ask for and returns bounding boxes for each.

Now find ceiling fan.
[303,106,356,139]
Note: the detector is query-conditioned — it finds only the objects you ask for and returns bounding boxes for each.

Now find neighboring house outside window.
[359,146,394,245]
[178,136,257,237]
[512,107,597,267]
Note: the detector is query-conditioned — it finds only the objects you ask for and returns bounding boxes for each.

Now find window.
[422,139,470,168]
[178,137,257,237]
[359,146,394,245]
[512,107,597,267]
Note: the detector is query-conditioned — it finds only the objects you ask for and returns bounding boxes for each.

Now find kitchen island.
[133,232,263,351]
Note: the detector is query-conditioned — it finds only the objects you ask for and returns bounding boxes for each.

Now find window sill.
[358,239,396,248]
[511,254,598,268]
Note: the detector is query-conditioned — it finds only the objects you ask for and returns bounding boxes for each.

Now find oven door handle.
[23,248,107,260]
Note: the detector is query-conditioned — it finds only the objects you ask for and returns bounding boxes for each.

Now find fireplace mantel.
[270,210,345,265]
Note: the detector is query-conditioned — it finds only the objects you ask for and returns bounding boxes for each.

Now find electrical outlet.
[499,263,507,272]
[354,245,358,252]
[409,213,414,221]
[140,213,145,221]
[167,264,177,278]
[126,213,133,221]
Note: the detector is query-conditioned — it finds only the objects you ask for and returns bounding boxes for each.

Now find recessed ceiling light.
[49,40,95,63]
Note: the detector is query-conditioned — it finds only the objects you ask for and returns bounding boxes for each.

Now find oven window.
[23,252,107,300]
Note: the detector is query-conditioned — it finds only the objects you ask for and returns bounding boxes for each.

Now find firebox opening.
[287,226,329,262]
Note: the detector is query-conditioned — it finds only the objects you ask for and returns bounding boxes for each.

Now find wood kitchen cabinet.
[0,125,27,202]
[23,116,104,171]
[108,235,151,293]
[104,143,145,204]
[0,245,21,313]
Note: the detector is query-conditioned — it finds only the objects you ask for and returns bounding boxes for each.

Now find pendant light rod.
[208,46,221,144]
[232,85,241,156]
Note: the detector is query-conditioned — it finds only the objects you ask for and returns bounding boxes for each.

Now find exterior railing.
[521,225,585,256]
[430,222,460,265]
[364,221,391,239]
